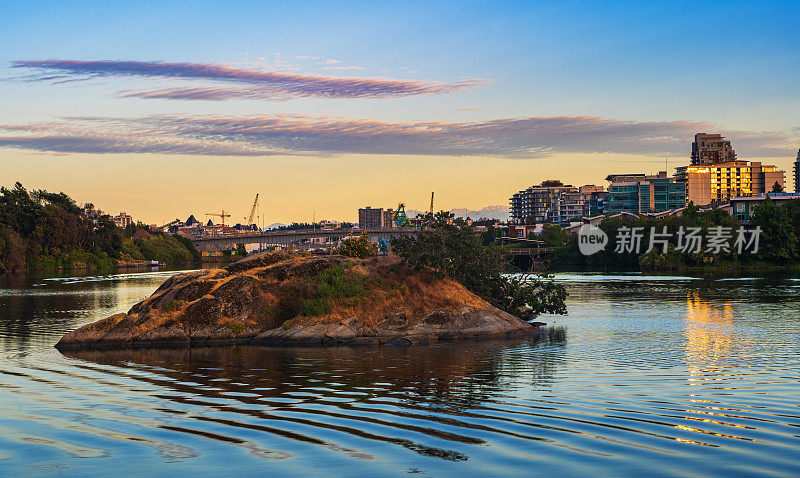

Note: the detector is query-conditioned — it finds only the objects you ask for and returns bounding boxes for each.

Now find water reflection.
[3,271,800,475]
[0,336,567,473]
[684,291,735,373]
[0,270,187,352]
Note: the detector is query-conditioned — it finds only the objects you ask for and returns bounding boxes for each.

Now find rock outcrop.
[56,251,536,350]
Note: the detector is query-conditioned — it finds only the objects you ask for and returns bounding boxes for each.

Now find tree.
[481,223,497,245]
[750,196,798,262]
[536,224,568,248]
[391,223,568,319]
[337,233,378,259]
[235,243,247,257]
[772,181,784,193]
[541,180,564,187]
[0,182,197,271]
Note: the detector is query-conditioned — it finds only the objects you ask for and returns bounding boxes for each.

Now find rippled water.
[1,271,799,476]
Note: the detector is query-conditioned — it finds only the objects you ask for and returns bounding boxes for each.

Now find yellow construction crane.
[247,194,259,225]
[206,210,231,226]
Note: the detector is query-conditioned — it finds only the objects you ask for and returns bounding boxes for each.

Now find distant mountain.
[405,205,509,221]
[265,222,287,230]
[450,205,509,221]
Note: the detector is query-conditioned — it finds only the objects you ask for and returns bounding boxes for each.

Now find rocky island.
[55,251,539,350]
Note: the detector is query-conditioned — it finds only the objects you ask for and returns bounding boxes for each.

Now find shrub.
[392,224,568,319]
[337,233,377,259]
[270,266,367,320]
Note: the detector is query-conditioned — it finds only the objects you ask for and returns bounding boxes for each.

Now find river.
[1,270,799,476]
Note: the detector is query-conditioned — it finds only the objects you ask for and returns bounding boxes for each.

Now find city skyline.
[2,1,800,224]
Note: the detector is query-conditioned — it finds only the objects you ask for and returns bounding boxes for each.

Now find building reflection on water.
[684,290,735,377]
[679,291,756,444]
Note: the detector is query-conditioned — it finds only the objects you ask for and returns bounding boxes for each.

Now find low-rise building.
[730,193,800,223]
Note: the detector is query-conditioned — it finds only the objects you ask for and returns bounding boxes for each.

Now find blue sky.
[1,1,799,222]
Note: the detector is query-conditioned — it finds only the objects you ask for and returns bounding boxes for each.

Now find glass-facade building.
[606,173,686,214]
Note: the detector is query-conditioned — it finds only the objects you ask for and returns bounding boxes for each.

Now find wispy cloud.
[320,66,365,71]
[11,59,488,100]
[1,115,795,158]
[0,121,294,156]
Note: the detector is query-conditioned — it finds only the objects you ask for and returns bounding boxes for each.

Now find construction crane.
[393,203,411,227]
[206,210,231,226]
[429,192,435,215]
[246,194,259,226]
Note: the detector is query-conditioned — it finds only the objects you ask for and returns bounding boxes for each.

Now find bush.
[337,233,377,259]
[392,224,568,320]
[270,265,367,321]
[135,235,194,264]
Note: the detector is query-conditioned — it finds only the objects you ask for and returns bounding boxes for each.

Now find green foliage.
[0,182,124,272]
[120,238,145,261]
[0,182,199,272]
[300,296,334,316]
[750,196,798,262]
[271,265,367,321]
[316,265,367,299]
[497,274,568,319]
[536,224,569,248]
[547,199,800,271]
[391,223,568,319]
[337,233,378,259]
[541,180,564,187]
[550,204,747,271]
[134,235,195,264]
[300,265,366,317]
[228,322,245,333]
[171,234,201,262]
[235,243,247,257]
[772,182,784,193]
[481,223,497,245]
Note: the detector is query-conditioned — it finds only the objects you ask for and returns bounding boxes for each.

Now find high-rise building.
[675,133,786,204]
[558,185,606,222]
[112,212,133,228]
[358,207,384,229]
[794,149,800,193]
[509,180,577,223]
[510,182,606,223]
[691,133,737,165]
[382,209,395,229]
[675,161,785,205]
[606,172,686,214]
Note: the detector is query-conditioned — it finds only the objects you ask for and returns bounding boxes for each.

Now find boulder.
[56,251,537,350]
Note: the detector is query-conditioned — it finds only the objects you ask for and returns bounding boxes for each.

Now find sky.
[1,1,799,225]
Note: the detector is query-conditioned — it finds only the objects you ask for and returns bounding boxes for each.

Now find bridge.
[191,228,420,251]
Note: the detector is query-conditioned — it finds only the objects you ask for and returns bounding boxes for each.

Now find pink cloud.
[1,115,795,158]
[12,59,489,100]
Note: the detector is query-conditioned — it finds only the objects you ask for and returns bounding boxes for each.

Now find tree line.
[534,198,800,271]
[0,182,199,273]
